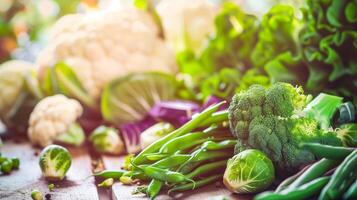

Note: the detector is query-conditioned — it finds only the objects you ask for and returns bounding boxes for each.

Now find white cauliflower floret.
[157,0,218,53]
[37,7,177,99]
[28,94,83,147]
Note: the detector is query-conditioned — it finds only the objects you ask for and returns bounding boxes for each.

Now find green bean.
[144,153,168,161]
[255,177,330,200]
[132,162,195,184]
[178,143,234,171]
[319,150,357,200]
[151,149,232,170]
[200,140,237,150]
[186,160,227,179]
[301,143,355,160]
[169,175,222,193]
[151,155,191,169]
[159,131,212,154]
[275,164,311,192]
[93,169,127,179]
[285,159,339,191]
[147,179,162,200]
[199,110,229,127]
[343,179,357,200]
[133,101,225,164]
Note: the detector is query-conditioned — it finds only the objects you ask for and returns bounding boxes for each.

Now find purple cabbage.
[119,116,156,154]
[149,100,200,127]
[201,95,228,111]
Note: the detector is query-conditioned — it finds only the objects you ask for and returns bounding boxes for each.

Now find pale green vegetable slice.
[101,72,178,125]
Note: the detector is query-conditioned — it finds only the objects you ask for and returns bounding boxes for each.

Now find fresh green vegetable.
[1,159,13,174]
[336,102,355,125]
[185,160,227,179]
[101,72,178,125]
[255,176,330,200]
[251,5,298,69]
[275,164,311,192]
[337,123,357,147]
[300,143,354,160]
[229,83,342,172]
[11,158,20,169]
[133,101,225,164]
[223,149,275,194]
[299,0,357,105]
[89,126,124,155]
[159,130,231,154]
[132,162,195,185]
[31,189,43,200]
[343,180,357,200]
[303,93,343,130]
[147,179,162,200]
[319,150,357,200]
[169,175,222,193]
[48,183,55,191]
[55,122,85,147]
[39,144,72,181]
[285,159,338,191]
[93,169,127,180]
[98,178,114,188]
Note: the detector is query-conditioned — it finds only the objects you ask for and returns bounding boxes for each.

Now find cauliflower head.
[28,94,83,147]
[37,7,177,99]
[157,0,218,53]
[0,60,37,116]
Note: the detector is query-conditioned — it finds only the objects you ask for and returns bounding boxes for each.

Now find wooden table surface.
[0,131,252,200]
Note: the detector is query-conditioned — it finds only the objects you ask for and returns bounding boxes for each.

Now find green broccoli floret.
[228,84,266,139]
[229,82,343,173]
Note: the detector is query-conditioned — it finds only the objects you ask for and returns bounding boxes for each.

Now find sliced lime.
[101,72,178,125]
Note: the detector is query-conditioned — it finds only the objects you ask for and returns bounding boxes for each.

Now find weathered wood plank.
[0,140,99,200]
[101,155,251,200]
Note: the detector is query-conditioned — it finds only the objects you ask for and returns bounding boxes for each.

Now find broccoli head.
[229,82,342,173]
[228,82,308,139]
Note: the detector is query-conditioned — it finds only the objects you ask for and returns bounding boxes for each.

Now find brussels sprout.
[31,189,43,200]
[223,149,275,194]
[39,145,72,181]
[140,122,174,149]
[89,126,125,155]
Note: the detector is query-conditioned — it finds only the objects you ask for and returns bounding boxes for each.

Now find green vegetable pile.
[255,143,357,200]
[178,0,357,106]
[93,103,235,199]
[0,153,20,174]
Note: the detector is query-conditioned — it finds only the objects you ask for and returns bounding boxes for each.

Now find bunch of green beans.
[93,102,233,199]
[255,143,357,200]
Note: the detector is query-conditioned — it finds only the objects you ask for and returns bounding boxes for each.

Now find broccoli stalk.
[303,93,343,130]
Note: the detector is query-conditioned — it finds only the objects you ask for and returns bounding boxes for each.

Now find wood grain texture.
[102,155,252,200]
[0,140,99,200]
